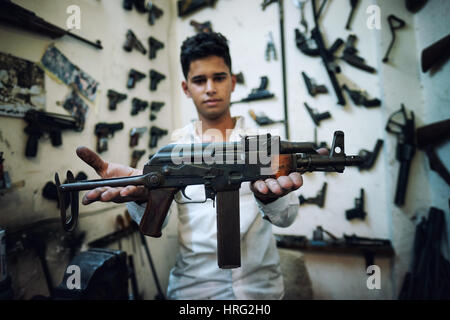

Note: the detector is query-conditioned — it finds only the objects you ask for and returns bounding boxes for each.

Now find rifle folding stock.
[56,131,363,269]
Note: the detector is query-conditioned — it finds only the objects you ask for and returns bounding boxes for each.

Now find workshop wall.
[0,0,178,299]
[0,0,448,301]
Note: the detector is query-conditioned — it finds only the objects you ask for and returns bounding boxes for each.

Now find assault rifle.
[55,131,364,269]
[0,0,102,50]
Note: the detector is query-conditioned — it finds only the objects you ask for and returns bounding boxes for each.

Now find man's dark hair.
[180,32,232,79]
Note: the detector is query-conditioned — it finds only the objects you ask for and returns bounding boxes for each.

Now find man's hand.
[76,146,148,205]
[250,148,329,204]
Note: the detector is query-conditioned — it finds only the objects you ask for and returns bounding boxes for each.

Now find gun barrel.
[59,174,149,192]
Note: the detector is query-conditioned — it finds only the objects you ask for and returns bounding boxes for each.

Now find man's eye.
[215,76,226,81]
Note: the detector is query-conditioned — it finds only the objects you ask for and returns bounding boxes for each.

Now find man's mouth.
[204,99,221,106]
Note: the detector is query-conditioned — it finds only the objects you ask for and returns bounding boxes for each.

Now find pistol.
[130,150,146,168]
[131,98,149,116]
[149,70,166,91]
[149,126,168,149]
[94,122,124,153]
[123,29,147,55]
[302,72,328,97]
[130,127,147,147]
[147,2,163,25]
[127,69,146,89]
[148,36,164,60]
[107,90,127,111]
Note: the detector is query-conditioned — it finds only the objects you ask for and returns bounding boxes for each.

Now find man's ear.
[182,81,191,98]
[230,73,237,92]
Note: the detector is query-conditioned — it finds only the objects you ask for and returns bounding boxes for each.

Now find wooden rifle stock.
[139,188,178,237]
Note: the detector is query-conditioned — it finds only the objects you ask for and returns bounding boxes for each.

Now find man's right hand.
[76,146,148,205]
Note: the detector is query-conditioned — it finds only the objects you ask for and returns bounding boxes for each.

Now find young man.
[77,32,314,299]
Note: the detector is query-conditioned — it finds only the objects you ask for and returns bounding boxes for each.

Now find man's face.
[182,55,236,121]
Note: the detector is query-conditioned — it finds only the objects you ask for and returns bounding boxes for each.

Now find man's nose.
[206,79,216,95]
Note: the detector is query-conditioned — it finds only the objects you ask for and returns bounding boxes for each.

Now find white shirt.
[127,117,299,300]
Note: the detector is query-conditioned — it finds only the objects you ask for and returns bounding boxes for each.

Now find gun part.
[266,32,277,61]
[345,0,359,30]
[107,90,127,111]
[55,131,364,269]
[383,15,406,63]
[341,34,377,73]
[190,20,213,33]
[231,76,275,105]
[248,110,284,126]
[386,104,416,206]
[421,34,450,73]
[295,29,319,57]
[299,182,327,208]
[345,189,366,220]
[304,102,331,127]
[149,70,166,91]
[123,29,147,55]
[177,0,218,17]
[405,0,429,13]
[292,0,308,33]
[131,98,149,116]
[147,2,164,25]
[149,126,168,149]
[358,139,384,171]
[150,101,165,121]
[130,127,147,147]
[311,0,346,106]
[416,119,450,185]
[342,84,381,108]
[123,0,133,10]
[0,1,102,50]
[148,36,164,59]
[302,72,328,97]
[94,122,124,153]
[131,150,146,168]
[127,69,146,89]
[234,72,245,84]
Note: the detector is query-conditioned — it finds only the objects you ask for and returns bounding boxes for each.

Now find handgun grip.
[25,133,39,157]
[139,188,178,237]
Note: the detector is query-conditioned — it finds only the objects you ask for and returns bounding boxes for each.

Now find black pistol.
[131,98,149,116]
[148,36,164,59]
[123,29,147,55]
[304,102,331,127]
[302,72,328,97]
[94,122,124,153]
[107,90,127,111]
[149,126,168,148]
[147,2,164,25]
[149,70,166,91]
[127,69,146,89]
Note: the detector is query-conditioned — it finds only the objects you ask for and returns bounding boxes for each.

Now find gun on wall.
[177,0,218,17]
[131,98,149,116]
[148,36,164,60]
[21,109,83,158]
[302,72,328,97]
[123,29,147,55]
[130,150,146,168]
[345,188,366,220]
[149,126,168,149]
[55,131,364,269]
[127,69,146,89]
[275,226,395,267]
[129,127,147,147]
[95,122,124,153]
[416,119,450,185]
[147,2,164,25]
[357,139,384,171]
[149,70,166,91]
[0,0,102,50]
[298,182,327,208]
[421,34,450,73]
[310,0,346,106]
[190,20,213,33]
[107,90,127,111]
[248,110,283,127]
[295,29,319,57]
[342,84,381,108]
[383,15,406,63]
[304,102,331,127]
[231,76,275,105]
[345,0,359,30]
[341,34,377,74]
[150,102,165,121]
[386,104,416,206]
